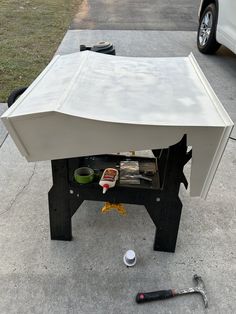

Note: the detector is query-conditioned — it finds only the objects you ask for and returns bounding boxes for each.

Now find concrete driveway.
[0,1,236,313]
[70,0,199,30]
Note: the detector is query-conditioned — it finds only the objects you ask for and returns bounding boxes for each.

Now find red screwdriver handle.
[136,289,174,304]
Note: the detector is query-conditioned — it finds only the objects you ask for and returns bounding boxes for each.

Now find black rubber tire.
[197,3,221,54]
[7,87,28,108]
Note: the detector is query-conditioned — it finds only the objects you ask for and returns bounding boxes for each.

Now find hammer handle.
[136,289,174,303]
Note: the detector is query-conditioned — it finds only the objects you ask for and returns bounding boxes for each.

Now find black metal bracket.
[48,135,191,253]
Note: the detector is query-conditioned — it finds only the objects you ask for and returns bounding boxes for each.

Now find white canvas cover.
[1,51,233,197]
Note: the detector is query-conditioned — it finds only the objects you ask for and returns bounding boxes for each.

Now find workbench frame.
[48,135,191,253]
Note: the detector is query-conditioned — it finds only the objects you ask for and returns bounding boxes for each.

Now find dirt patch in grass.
[0,0,82,102]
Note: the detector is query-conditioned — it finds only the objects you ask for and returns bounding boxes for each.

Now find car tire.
[197,3,221,54]
[7,87,28,107]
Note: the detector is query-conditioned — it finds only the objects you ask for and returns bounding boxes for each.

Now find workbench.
[49,135,191,252]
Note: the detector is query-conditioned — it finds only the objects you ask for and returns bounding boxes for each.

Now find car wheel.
[7,87,28,107]
[197,3,221,54]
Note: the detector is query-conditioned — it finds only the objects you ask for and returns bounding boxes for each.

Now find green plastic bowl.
[74,167,94,184]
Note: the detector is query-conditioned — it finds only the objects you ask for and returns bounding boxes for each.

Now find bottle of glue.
[99,168,119,194]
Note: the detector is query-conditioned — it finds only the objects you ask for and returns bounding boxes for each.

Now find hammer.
[136,274,208,308]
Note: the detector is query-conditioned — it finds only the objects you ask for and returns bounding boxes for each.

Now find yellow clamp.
[101,202,127,216]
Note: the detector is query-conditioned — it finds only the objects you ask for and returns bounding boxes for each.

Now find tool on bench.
[136,274,208,308]
[122,174,152,182]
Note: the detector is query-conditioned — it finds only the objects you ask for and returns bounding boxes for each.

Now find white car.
[197,0,236,54]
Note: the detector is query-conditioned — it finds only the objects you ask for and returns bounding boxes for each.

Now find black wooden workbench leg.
[153,198,182,252]
[48,159,72,240]
[150,135,187,252]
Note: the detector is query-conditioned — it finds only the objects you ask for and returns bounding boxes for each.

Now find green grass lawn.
[0,0,82,102]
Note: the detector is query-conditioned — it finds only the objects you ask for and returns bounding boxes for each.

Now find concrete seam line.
[0,133,8,149]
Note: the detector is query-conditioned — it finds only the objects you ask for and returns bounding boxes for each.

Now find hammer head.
[193,274,208,308]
